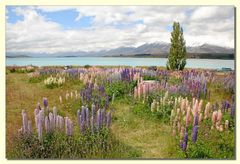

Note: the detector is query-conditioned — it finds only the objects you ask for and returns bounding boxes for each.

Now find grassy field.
[6,66,235,159]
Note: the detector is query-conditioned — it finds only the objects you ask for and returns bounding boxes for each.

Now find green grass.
[6,70,235,159]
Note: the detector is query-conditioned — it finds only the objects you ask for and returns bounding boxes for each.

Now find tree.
[166,22,187,70]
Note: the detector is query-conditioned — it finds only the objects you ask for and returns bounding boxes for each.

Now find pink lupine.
[219,125,224,132]
[21,110,28,134]
[204,102,211,119]
[180,99,185,112]
[198,99,203,114]
[212,111,218,128]
[177,121,181,133]
[186,107,191,127]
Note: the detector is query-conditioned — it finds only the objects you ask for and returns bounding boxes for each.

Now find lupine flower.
[212,111,218,128]
[180,140,183,149]
[193,114,199,126]
[43,97,48,108]
[219,125,223,132]
[204,102,211,119]
[192,126,198,143]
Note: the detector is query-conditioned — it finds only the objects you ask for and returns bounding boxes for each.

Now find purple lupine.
[192,125,198,143]
[45,116,50,133]
[43,97,48,108]
[184,132,188,144]
[180,140,183,149]
[193,114,199,126]
[21,110,28,134]
[106,111,112,128]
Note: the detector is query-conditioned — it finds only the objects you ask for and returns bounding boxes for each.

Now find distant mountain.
[6,42,234,59]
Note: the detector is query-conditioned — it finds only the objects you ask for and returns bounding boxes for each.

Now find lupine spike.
[43,97,48,108]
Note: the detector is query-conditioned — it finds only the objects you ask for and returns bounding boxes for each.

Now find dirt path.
[111,101,178,158]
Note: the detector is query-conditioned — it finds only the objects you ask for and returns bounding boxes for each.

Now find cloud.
[6,6,234,55]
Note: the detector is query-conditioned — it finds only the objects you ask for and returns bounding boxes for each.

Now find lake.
[6,57,235,70]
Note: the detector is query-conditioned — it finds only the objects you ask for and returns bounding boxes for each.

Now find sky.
[6,6,235,54]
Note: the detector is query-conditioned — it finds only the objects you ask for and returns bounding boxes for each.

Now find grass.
[6,69,235,159]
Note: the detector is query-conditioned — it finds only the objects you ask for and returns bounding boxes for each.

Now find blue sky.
[6,6,234,54]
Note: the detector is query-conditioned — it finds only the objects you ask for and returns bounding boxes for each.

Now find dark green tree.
[166,22,187,70]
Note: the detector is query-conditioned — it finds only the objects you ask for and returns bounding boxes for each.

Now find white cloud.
[6,6,234,55]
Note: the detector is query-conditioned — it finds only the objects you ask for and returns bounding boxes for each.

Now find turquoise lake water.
[6,57,235,70]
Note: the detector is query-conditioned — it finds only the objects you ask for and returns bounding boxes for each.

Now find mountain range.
[6,42,234,59]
